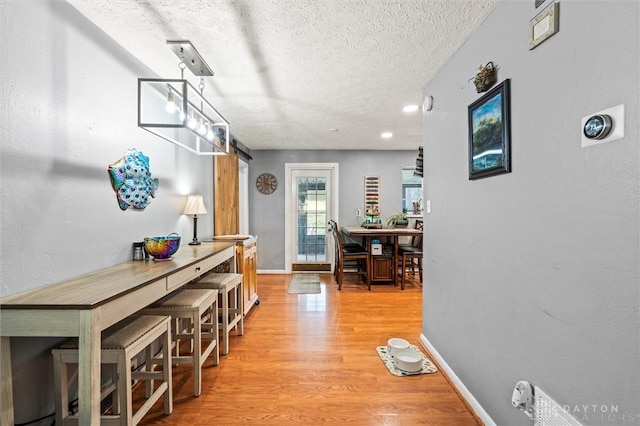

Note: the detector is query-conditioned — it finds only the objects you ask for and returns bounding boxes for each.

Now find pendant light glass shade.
[138,78,229,155]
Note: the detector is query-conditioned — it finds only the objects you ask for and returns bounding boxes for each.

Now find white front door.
[285,163,339,273]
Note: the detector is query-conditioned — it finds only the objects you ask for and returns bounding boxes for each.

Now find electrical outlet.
[356,208,361,217]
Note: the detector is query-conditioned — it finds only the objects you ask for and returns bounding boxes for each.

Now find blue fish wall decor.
[108,148,159,210]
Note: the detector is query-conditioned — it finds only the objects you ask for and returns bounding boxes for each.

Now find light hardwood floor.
[135,273,479,425]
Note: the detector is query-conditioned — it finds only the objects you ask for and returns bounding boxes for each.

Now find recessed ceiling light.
[381,132,393,139]
[329,128,339,132]
[403,104,420,113]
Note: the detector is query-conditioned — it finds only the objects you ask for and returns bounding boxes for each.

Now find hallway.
[136,274,479,425]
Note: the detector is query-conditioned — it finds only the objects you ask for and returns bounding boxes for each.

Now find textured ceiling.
[68,0,499,151]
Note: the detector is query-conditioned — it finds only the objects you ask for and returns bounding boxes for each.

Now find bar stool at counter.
[398,219,423,290]
[52,315,173,426]
[187,273,244,355]
[142,289,219,396]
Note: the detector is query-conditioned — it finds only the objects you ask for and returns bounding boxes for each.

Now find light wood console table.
[210,235,259,315]
[0,241,235,426]
[341,226,423,285]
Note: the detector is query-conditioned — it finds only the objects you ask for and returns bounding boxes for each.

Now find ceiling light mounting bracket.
[167,40,214,77]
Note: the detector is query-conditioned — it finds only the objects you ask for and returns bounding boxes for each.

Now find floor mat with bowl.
[376,344,438,376]
[288,274,321,294]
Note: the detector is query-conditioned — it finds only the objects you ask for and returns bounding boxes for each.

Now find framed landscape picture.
[468,78,511,180]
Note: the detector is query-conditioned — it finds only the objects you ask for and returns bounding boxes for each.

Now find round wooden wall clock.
[256,172,278,194]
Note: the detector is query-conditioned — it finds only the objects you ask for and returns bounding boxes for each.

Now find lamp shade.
[183,195,208,215]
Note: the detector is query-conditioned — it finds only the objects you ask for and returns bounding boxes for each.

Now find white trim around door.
[284,163,339,274]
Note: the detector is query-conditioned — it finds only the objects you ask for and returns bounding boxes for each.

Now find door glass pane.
[296,177,327,262]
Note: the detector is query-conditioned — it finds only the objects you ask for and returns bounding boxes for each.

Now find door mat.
[288,274,321,294]
[376,344,438,376]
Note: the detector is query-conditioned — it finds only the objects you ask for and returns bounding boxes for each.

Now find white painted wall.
[0,2,213,422]
[421,1,639,425]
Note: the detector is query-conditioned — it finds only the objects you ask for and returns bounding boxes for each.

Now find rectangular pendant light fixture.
[137,41,229,155]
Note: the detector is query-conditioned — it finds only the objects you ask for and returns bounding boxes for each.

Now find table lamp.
[183,195,208,245]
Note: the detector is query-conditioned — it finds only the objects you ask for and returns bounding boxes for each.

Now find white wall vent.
[534,386,582,426]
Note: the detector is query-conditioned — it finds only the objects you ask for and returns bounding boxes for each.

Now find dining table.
[341,225,423,285]
[0,241,236,425]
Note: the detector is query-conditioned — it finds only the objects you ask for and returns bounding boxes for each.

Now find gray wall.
[422,1,639,425]
[1,2,214,422]
[249,150,416,270]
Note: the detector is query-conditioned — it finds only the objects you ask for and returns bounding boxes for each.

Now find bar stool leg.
[193,310,202,396]
[144,345,152,399]
[220,294,229,355]
[119,351,132,425]
[52,351,67,426]
[212,304,219,366]
[161,324,173,415]
[234,285,244,336]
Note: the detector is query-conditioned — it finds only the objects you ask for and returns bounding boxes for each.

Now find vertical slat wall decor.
[364,175,380,216]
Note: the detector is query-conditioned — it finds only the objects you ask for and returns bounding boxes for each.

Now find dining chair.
[329,220,370,290]
[329,220,363,280]
[398,219,423,289]
[328,220,361,278]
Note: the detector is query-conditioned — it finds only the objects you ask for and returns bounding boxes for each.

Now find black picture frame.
[468,78,511,180]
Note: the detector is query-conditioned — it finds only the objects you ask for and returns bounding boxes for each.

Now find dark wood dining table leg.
[393,236,399,285]
[366,236,372,285]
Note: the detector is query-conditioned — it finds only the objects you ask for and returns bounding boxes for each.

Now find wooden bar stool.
[51,315,173,426]
[398,219,423,290]
[142,289,219,396]
[188,273,244,355]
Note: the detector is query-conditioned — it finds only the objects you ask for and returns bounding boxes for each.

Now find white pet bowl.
[387,337,410,357]
[393,349,423,372]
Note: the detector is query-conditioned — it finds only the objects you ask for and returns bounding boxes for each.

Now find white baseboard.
[256,269,288,274]
[257,270,335,274]
[420,334,496,426]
